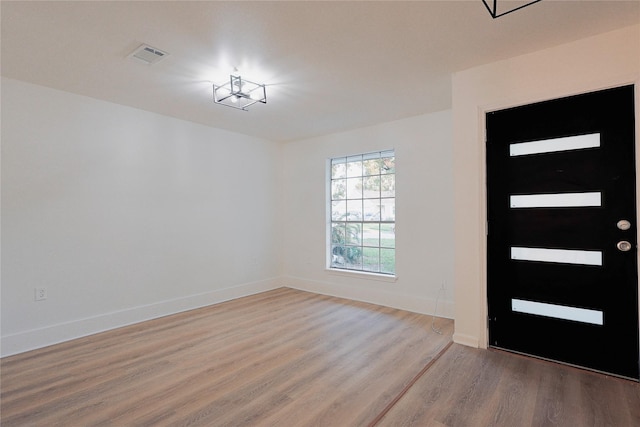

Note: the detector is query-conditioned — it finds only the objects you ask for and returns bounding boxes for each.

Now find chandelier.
[482,0,542,18]
[213,75,267,111]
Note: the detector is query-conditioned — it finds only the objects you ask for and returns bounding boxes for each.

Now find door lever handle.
[617,241,633,252]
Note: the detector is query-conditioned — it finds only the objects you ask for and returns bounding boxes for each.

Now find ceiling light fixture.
[482,0,542,18]
[213,75,267,111]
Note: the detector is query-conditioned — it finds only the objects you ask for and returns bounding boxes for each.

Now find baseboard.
[1,278,283,357]
[2,277,457,357]
[452,332,481,348]
[283,275,455,319]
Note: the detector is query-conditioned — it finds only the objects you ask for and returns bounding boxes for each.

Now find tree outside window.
[329,150,395,275]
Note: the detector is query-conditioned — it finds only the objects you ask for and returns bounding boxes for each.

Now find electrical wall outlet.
[35,287,47,301]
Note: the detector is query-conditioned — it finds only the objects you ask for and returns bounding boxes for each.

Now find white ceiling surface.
[2,1,639,142]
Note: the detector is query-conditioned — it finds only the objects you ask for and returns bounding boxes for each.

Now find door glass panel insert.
[510,192,602,208]
[511,247,603,266]
[509,133,600,157]
[512,299,604,325]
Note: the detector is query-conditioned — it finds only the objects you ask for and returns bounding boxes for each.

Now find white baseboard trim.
[1,278,283,357]
[453,332,481,348]
[283,275,454,319]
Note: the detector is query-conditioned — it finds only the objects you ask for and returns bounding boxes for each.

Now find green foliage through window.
[329,150,395,275]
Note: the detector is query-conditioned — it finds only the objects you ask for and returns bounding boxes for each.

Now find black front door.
[486,85,639,380]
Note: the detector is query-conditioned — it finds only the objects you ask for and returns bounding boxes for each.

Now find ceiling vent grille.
[129,44,168,65]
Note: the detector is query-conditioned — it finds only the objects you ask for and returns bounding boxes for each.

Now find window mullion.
[329,150,394,275]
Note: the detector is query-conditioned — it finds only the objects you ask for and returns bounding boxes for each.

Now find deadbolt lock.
[617,220,631,231]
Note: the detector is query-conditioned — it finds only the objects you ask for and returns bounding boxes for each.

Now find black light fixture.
[213,75,267,111]
[482,0,543,18]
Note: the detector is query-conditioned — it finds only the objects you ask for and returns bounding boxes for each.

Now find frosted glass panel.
[512,299,603,325]
[510,133,600,157]
[510,192,601,208]
[511,247,602,266]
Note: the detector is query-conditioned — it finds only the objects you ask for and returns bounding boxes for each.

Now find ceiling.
[2,1,639,142]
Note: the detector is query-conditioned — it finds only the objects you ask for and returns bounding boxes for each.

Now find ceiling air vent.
[129,44,168,65]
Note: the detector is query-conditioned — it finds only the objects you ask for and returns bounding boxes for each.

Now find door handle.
[617,241,633,252]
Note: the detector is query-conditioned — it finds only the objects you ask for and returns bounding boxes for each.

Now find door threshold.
[488,345,639,383]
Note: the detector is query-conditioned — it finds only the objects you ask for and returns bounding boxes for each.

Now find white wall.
[7,24,635,358]
[1,78,283,356]
[452,24,640,348]
[281,111,455,317]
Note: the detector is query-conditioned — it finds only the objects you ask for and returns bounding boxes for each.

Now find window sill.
[325,268,398,283]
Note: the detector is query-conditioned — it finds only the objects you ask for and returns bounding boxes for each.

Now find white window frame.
[327,150,395,276]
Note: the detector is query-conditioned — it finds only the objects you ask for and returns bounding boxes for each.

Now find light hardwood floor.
[2,287,638,426]
[1,288,453,426]
[378,344,640,427]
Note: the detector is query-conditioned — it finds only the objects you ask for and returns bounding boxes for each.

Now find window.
[329,150,395,275]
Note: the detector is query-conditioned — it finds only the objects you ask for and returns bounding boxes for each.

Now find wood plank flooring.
[2,287,638,426]
[377,343,640,427]
[1,288,453,426]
